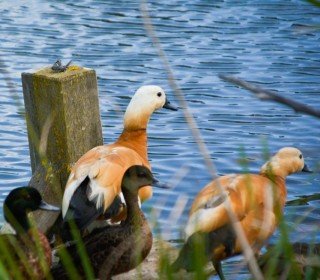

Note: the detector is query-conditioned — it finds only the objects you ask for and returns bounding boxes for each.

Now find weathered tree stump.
[18,65,103,233]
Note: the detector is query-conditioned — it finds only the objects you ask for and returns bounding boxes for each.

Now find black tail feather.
[171,225,236,275]
[171,232,211,272]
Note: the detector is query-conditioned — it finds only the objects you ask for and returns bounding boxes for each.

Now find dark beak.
[163,98,178,111]
[151,178,170,189]
[39,200,61,211]
[302,164,313,173]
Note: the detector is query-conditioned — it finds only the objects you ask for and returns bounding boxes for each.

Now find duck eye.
[157,92,162,97]
[138,172,146,178]
[23,194,31,201]
[299,154,303,159]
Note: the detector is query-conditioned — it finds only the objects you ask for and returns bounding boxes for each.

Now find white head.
[260,147,311,178]
[123,85,177,130]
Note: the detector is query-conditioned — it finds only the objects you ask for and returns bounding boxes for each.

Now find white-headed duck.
[61,85,177,239]
[52,165,168,279]
[0,187,60,279]
[172,147,312,280]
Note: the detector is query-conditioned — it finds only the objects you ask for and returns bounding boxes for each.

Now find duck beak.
[151,178,170,189]
[302,164,313,173]
[163,98,178,111]
[39,200,61,211]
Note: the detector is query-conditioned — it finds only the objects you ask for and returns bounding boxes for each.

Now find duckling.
[0,187,60,279]
[52,165,167,279]
[61,85,177,240]
[171,147,312,280]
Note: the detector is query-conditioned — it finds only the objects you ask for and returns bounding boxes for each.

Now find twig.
[140,1,217,180]
[140,2,264,280]
[286,193,320,206]
[219,74,320,119]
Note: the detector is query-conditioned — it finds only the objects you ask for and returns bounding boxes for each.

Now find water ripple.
[0,1,319,277]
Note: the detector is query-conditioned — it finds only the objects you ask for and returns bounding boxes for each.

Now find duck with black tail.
[52,165,168,279]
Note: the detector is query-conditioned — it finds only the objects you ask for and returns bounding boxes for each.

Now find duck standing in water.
[0,187,60,279]
[171,147,312,280]
[61,85,177,240]
[52,165,167,279]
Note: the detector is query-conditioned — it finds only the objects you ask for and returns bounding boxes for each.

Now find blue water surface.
[0,1,319,278]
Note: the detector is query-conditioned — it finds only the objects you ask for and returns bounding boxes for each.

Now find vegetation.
[0,0,319,279]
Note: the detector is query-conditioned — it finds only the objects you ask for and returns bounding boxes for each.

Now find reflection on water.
[0,1,319,278]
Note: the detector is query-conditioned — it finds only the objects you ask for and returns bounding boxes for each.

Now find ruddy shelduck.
[171,147,312,279]
[52,165,168,279]
[61,85,177,239]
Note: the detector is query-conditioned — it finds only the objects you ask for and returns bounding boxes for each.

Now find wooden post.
[20,65,103,233]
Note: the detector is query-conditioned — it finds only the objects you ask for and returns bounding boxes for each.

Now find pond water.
[0,0,319,278]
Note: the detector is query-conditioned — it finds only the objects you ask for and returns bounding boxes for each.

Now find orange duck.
[172,147,312,279]
[0,187,60,279]
[61,85,177,239]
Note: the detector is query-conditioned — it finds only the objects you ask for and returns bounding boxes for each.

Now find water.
[0,0,319,278]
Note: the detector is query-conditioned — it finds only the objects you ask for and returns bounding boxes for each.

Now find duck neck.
[116,129,148,163]
[276,176,287,205]
[260,160,290,180]
[123,101,153,131]
[260,167,287,181]
[122,189,145,226]
[261,173,287,207]
[6,209,30,235]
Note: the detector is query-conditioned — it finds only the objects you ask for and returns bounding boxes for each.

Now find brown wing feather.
[187,174,285,238]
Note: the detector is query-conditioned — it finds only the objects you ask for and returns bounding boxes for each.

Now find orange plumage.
[61,85,177,234]
[172,147,311,279]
